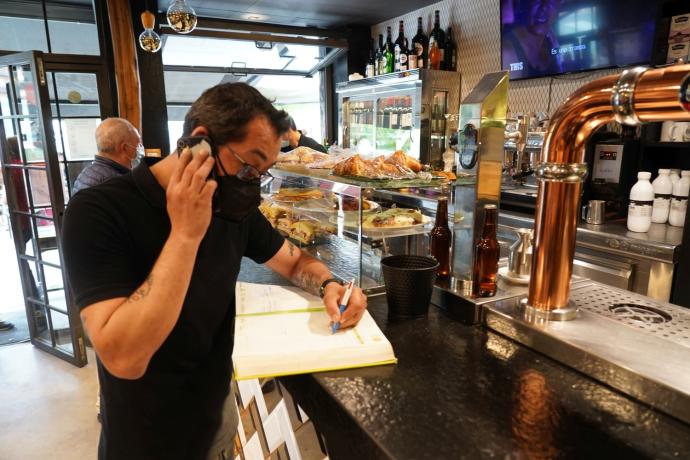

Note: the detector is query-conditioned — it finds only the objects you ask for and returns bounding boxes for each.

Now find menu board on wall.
[64,118,99,160]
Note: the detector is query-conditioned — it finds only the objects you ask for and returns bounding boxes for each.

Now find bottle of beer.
[444,26,457,71]
[429,10,446,70]
[375,34,384,75]
[412,17,428,69]
[365,39,376,78]
[430,193,452,278]
[473,204,499,296]
[384,27,394,74]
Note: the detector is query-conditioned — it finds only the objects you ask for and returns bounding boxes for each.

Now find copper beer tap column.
[522,64,690,321]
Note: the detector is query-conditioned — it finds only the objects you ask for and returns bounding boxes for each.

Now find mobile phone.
[176,135,217,158]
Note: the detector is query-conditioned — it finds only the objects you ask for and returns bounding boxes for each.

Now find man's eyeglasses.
[223,146,273,182]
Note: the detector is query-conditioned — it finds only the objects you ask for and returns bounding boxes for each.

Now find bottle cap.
[638,172,651,180]
[658,169,670,174]
[682,171,690,177]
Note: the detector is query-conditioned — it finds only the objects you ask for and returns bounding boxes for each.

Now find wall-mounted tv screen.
[501,0,659,80]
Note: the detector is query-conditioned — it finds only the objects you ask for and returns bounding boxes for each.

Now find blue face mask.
[130,143,145,168]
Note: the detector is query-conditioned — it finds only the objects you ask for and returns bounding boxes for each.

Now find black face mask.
[176,134,263,222]
[213,175,261,222]
[213,147,262,222]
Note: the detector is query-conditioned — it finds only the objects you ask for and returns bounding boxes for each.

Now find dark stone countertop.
[238,260,690,459]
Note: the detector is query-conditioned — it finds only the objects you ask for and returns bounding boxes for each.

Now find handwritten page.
[232,283,397,380]
[235,282,324,316]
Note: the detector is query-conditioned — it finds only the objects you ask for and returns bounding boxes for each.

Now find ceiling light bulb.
[139,29,162,53]
[139,10,162,53]
[167,0,198,34]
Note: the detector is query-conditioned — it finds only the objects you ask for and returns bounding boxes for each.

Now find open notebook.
[232,282,397,380]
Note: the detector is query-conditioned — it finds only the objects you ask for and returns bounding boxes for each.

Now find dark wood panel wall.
[106,0,141,132]
[129,0,171,156]
[329,25,370,145]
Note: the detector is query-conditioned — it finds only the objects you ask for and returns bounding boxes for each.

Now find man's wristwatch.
[319,278,342,298]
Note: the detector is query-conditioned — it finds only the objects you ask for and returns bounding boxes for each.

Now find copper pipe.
[528,64,690,312]
[634,65,690,122]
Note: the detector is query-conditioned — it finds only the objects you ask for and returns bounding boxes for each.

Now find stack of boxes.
[667,13,690,64]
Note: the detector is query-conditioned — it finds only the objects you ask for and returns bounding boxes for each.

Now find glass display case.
[262,166,448,293]
[337,69,462,168]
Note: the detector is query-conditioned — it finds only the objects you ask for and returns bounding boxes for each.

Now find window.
[162,35,322,72]
[162,35,326,148]
[0,1,100,55]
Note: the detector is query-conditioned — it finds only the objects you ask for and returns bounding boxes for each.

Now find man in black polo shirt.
[61,83,367,460]
[280,116,328,153]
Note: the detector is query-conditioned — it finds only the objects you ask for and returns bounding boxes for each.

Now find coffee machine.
[582,127,640,218]
[500,113,546,212]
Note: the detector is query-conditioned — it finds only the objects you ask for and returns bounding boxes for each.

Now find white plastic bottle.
[670,169,681,186]
[627,172,654,233]
[651,169,673,223]
[669,170,690,227]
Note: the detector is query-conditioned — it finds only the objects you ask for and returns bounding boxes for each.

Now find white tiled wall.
[372,0,624,116]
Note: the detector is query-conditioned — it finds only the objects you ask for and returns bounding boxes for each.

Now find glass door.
[0,51,88,366]
[43,57,114,200]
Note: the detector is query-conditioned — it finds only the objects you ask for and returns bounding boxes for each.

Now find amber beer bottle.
[473,204,499,296]
[430,195,452,277]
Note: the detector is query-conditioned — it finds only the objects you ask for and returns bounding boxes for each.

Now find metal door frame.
[0,51,113,366]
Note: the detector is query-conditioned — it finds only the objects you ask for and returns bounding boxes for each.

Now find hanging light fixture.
[139,10,162,53]
[167,0,198,34]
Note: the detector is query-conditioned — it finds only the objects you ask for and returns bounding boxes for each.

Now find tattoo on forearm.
[127,274,153,303]
[288,241,296,257]
[294,271,321,296]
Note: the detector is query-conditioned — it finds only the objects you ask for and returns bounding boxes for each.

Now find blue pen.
[331,279,355,334]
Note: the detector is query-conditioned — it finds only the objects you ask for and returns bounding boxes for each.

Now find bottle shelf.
[642,141,690,149]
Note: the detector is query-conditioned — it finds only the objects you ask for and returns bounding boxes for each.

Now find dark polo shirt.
[280,133,327,153]
[62,160,284,459]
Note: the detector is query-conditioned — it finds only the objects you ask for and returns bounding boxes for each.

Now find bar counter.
[239,260,690,459]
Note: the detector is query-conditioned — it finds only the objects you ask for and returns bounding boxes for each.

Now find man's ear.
[190,126,209,137]
[119,141,130,155]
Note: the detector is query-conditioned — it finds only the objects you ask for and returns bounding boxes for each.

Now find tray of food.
[271,150,452,188]
[329,207,431,237]
[260,198,336,246]
[276,147,330,166]
[292,196,381,214]
[269,187,326,205]
[332,151,422,180]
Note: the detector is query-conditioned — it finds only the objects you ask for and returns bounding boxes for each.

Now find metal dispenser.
[432,71,509,322]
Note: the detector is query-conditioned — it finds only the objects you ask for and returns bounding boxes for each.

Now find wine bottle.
[429,39,441,70]
[375,34,384,76]
[444,26,457,71]
[412,17,428,69]
[429,10,446,70]
[384,26,394,74]
[394,21,407,72]
[365,39,376,78]
[407,39,418,70]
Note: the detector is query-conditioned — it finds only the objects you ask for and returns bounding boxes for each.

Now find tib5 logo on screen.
[510,62,524,71]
